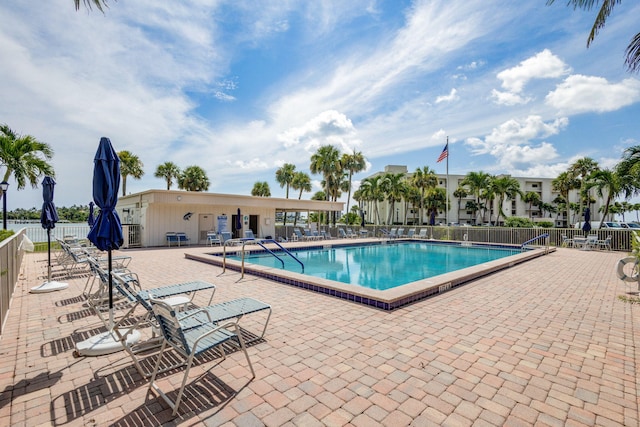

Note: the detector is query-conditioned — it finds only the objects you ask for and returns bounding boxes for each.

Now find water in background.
[6,222,90,243]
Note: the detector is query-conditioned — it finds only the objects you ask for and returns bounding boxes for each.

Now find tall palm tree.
[461,171,490,225]
[424,187,448,225]
[154,162,181,190]
[275,163,296,225]
[616,145,640,198]
[586,168,621,229]
[275,163,296,199]
[310,145,341,224]
[491,176,521,225]
[552,171,579,227]
[359,176,384,225]
[118,150,144,197]
[522,191,541,219]
[547,0,640,72]
[569,157,599,214]
[340,151,367,218]
[410,166,438,225]
[291,171,312,226]
[380,173,406,225]
[251,181,271,197]
[0,124,55,201]
[178,165,209,191]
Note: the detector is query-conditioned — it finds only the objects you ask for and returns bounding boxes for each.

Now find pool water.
[228,241,522,290]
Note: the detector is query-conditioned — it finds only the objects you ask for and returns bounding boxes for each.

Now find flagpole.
[445,136,449,228]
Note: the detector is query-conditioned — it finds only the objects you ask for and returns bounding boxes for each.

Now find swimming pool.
[186,240,551,310]
[225,242,523,290]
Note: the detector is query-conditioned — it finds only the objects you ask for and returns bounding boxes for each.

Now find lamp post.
[0,181,9,230]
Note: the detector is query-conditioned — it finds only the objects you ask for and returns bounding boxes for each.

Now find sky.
[1,0,639,211]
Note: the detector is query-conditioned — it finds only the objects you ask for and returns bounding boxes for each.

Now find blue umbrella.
[40,176,59,283]
[236,208,242,235]
[87,137,123,330]
[582,207,592,234]
[88,201,95,227]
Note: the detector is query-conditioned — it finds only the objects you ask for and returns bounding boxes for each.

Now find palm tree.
[74,0,108,12]
[275,163,296,198]
[547,0,640,72]
[118,150,144,197]
[291,171,312,227]
[522,191,541,219]
[310,145,341,224]
[0,124,55,201]
[251,181,271,197]
[410,166,438,225]
[552,171,579,227]
[491,176,521,226]
[424,187,448,225]
[616,145,640,198]
[461,171,490,225]
[178,165,209,191]
[586,168,621,229]
[154,162,181,190]
[380,173,406,225]
[340,151,367,218]
[359,176,384,225]
[569,157,599,214]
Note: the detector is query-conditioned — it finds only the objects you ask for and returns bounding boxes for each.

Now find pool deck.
[1,243,639,426]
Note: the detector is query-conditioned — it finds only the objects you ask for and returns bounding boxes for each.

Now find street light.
[0,181,9,230]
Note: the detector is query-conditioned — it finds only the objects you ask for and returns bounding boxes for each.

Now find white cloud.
[496,49,570,93]
[277,110,360,153]
[435,88,459,103]
[546,75,640,114]
[465,115,568,169]
[491,49,570,106]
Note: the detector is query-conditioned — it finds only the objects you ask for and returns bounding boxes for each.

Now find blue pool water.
[227,241,522,290]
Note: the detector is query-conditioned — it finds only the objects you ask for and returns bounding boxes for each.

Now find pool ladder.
[222,238,304,278]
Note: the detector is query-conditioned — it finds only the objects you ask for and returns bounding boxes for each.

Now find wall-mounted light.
[177,196,182,201]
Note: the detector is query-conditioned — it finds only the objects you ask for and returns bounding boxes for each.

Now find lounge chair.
[396,228,405,238]
[293,228,307,241]
[148,298,255,415]
[244,229,256,239]
[561,234,573,248]
[111,271,268,378]
[417,229,428,239]
[388,228,397,239]
[338,228,348,238]
[207,231,221,246]
[406,228,416,238]
[345,228,357,238]
[359,228,368,238]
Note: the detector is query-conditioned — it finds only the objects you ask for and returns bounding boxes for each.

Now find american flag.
[436,143,448,163]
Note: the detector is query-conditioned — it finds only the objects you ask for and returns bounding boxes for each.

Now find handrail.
[258,239,305,273]
[222,238,305,277]
[521,233,549,250]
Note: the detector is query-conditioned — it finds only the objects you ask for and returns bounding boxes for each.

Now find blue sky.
[1,0,639,210]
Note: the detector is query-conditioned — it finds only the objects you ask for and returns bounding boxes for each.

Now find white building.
[116,190,343,247]
[363,165,605,227]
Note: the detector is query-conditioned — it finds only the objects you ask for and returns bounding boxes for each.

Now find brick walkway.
[0,246,638,426]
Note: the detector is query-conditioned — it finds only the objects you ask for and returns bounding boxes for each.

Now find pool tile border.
[185,239,553,310]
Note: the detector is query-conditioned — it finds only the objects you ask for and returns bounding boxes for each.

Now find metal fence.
[275,225,634,252]
[0,230,26,336]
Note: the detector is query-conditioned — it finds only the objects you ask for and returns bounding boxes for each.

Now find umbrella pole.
[108,249,114,331]
[47,229,52,282]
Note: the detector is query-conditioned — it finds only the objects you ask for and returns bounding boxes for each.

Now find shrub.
[504,217,535,228]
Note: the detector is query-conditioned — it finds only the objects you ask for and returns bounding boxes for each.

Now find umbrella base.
[74,329,141,357]
[30,281,68,293]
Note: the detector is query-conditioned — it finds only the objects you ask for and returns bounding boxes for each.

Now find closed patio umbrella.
[76,137,138,356]
[30,176,68,293]
[88,201,95,227]
[582,207,592,234]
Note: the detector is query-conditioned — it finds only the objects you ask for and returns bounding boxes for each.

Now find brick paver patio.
[0,245,638,426]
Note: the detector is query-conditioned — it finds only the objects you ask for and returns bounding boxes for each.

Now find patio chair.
[561,234,573,248]
[338,228,348,238]
[406,228,416,238]
[207,231,221,246]
[597,235,612,251]
[112,272,270,378]
[244,229,256,239]
[345,228,357,238]
[417,229,428,239]
[148,298,255,415]
[293,228,307,241]
[396,228,405,238]
[388,228,397,239]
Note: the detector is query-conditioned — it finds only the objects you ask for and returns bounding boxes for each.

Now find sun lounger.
[148,298,255,415]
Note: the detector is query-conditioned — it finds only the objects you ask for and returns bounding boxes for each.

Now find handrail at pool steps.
[221,238,305,277]
[520,233,550,252]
